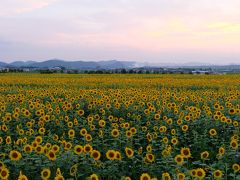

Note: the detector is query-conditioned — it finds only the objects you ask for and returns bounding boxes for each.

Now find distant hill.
[0,61,8,67]
[0,59,136,70]
[9,61,36,67]
[1,60,240,72]
[30,60,99,69]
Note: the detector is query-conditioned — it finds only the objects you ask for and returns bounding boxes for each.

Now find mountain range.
[0,59,136,70]
[0,59,240,70]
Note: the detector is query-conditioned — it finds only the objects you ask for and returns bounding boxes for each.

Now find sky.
[0,0,240,64]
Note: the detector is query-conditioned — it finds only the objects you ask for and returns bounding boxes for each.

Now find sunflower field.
[0,73,239,180]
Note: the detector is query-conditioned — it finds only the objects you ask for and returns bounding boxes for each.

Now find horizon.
[1,0,240,64]
[1,59,240,66]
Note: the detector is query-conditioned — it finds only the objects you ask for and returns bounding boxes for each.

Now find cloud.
[0,0,57,17]
[208,22,240,32]
[1,0,240,64]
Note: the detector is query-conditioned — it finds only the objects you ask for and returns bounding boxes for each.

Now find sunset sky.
[1,0,240,64]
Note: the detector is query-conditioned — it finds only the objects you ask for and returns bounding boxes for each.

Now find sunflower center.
[12,152,18,158]
[43,171,49,177]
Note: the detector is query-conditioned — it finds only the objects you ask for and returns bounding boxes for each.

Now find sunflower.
[184,115,190,121]
[226,118,232,124]
[89,174,99,180]
[74,145,83,155]
[144,109,150,115]
[115,151,122,160]
[67,122,73,128]
[35,145,44,154]
[218,147,225,155]
[233,121,239,127]
[51,145,60,153]
[209,129,217,136]
[125,147,134,158]
[44,115,50,122]
[126,130,133,138]
[106,150,116,160]
[85,134,92,142]
[111,129,120,138]
[162,137,168,144]
[68,129,75,138]
[232,163,240,172]
[108,115,114,121]
[87,116,94,123]
[174,154,184,165]
[98,120,106,128]
[38,127,46,135]
[162,149,171,157]
[47,150,56,161]
[41,168,51,180]
[83,144,93,153]
[229,108,236,115]
[80,128,87,136]
[45,143,52,149]
[24,144,33,153]
[171,137,178,145]
[56,168,62,176]
[64,142,72,150]
[230,140,238,150]
[74,118,78,126]
[154,113,160,120]
[159,126,166,133]
[9,150,22,161]
[180,148,191,158]
[54,175,65,180]
[189,169,197,178]
[177,173,185,180]
[196,168,206,179]
[146,153,155,163]
[220,116,226,123]
[200,151,209,159]
[52,134,59,142]
[77,109,84,116]
[140,173,151,180]
[213,170,223,179]
[142,126,148,132]
[171,129,176,135]
[146,145,152,153]
[167,118,173,125]
[214,114,220,120]
[0,161,5,169]
[152,133,157,139]
[124,123,130,129]
[91,150,101,161]
[6,136,11,145]
[162,172,171,180]
[0,167,9,180]
[98,130,104,138]
[18,171,28,180]
[153,126,159,132]
[130,127,137,134]
[177,119,183,125]
[69,164,77,176]
[32,141,38,149]
[18,129,25,136]
[231,134,238,140]
[181,125,188,132]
